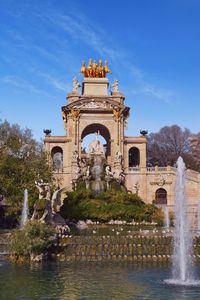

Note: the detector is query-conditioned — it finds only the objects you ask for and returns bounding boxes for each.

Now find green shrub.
[60,189,163,224]
[10,221,56,258]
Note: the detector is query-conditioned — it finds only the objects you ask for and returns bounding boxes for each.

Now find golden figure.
[80,61,87,76]
[97,59,104,77]
[91,60,98,77]
[87,58,93,77]
[104,60,111,75]
[80,59,111,78]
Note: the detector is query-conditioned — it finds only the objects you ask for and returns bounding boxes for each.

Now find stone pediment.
[62,97,129,116]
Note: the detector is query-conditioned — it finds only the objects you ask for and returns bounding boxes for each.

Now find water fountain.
[86,132,105,193]
[166,157,199,285]
[164,206,170,228]
[20,189,29,228]
[91,155,104,193]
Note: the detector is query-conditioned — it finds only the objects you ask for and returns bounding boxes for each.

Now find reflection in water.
[0,261,200,300]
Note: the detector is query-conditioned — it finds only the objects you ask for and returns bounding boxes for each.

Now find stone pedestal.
[82,78,109,96]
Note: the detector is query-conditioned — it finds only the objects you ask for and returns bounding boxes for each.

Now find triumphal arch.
[44,59,200,214]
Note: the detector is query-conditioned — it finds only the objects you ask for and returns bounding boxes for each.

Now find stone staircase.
[51,235,200,262]
[0,232,10,259]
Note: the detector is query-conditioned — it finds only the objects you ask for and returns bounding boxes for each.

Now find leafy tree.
[147,125,198,170]
[0,120,52,225]
[10,221,56,260]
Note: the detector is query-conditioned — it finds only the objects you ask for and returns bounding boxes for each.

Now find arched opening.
[155,188,167,204]
[81,123,111,157]
[51,146,63,171]
[129,147,140,167]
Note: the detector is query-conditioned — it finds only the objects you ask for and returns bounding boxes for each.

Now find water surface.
[0,261,200,300]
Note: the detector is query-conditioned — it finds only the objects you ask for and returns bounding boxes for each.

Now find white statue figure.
[115,151,123,164]
[114,169,125,184]
[31,180,52,222]
[105,165,113,190]
[105,165,113,177]
[72,77,80,93]
[95,130,100,141]
[86,166,90,177]
[51,187,62,215]
[111,79,119,93]
[88,132,105,156]
[34,179,49,199]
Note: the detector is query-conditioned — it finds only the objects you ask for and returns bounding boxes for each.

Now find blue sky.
[1,0,200,141]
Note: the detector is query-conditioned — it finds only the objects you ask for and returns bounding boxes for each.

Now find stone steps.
[51,235,200,262]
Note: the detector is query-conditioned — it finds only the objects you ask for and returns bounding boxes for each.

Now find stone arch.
[51,146,63,171]
[81,123,111,156]
[155,188,167,204]
[129,147,140,167]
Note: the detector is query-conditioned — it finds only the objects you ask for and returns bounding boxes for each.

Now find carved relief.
[70,108,80,120]
[150,174,172,186]
[73,100,112,110]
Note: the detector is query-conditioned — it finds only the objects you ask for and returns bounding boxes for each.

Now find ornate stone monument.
[44,59,200,216]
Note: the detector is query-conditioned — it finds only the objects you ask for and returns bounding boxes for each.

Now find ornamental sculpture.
[111,80,119,93]
[80,59,111,78]
[70,108,80,120]
[72,77,80,93]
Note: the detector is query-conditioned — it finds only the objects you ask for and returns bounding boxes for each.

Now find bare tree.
[147,125,192,167]
[189,133,200,169]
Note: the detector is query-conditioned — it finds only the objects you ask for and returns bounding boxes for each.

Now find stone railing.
[128,166,174,173]
[128,167,140,172]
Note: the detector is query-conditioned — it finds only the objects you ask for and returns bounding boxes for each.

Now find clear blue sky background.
[1,0,200,141]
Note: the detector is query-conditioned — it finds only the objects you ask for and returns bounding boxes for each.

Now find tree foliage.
[147,125,199,170]
[0,120,52,223]
[189,133,200,170]
[10,221,55,259]
[60,189,163,224]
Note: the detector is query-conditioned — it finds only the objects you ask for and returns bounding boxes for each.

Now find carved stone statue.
[113,168,125,184]
[86,166,90,177]
[72,77,80,93]
[71,147,81,188]
[111,80,119,93]
[105,165,113,177]
[31,182,54,222]
[88,132,105,156]
[72,149,79,162]
[115,151,123,164]
[31,180,65,224]
[105,165,114,190]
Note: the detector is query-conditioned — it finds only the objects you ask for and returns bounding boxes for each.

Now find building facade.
[44,60,200,218]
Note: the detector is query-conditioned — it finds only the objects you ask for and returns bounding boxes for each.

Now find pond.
[72,224,168,236]
[0,260,200,300]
